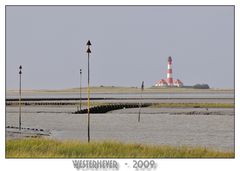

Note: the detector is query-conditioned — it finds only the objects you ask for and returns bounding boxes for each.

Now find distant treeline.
[193,84,210,89]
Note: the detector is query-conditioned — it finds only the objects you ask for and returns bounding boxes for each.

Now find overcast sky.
[6,6,234,89]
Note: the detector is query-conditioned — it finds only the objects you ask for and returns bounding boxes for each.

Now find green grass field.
[77,102,234,109]
[83,102,234,108]
[7,86,234,94]
[150,103,234,108]
[6,138,234,158]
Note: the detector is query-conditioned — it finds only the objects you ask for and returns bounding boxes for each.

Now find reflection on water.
[6,106,234,152]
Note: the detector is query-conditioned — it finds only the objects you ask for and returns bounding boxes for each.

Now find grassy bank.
[82,102,234,108]
[6,101,234,108]
[7,86,234,94]
[6,138,234,158]
[150,103,234,108]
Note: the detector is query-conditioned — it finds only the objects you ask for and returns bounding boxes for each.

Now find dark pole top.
[19,65,22,74]
[86,47,91,54]
[86,40,92,46]
[141,81,144,90]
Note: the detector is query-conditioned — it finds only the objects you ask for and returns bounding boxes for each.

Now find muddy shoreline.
[6,106,234,152]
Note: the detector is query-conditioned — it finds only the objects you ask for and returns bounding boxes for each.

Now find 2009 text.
[133,160,157,169]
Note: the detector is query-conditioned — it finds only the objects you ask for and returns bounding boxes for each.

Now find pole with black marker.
[19,65,22,131]
[138,81,144,122]
[86,40,92,142]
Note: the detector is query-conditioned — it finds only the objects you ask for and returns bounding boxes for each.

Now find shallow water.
[6,106,234,152]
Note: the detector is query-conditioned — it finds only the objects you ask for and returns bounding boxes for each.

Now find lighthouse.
[155,56,183,87]
[167,56,173,86]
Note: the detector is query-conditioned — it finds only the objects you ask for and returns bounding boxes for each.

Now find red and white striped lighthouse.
[155,56,184,87]
[167,56,173,86]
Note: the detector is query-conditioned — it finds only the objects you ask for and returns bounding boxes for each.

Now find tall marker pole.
[19,65,22,131]
[79,69,82,111]
[138,81,144,122]
[86,40,92,142]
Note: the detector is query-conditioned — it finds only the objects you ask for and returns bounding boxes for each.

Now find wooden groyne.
[73,103,151,114]
[6,101,78,106]
[6,97,105,101]
[6,97,233,102]
[6,97,233,106]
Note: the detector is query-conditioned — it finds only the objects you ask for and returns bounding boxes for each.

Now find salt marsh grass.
[6,138,234,158]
